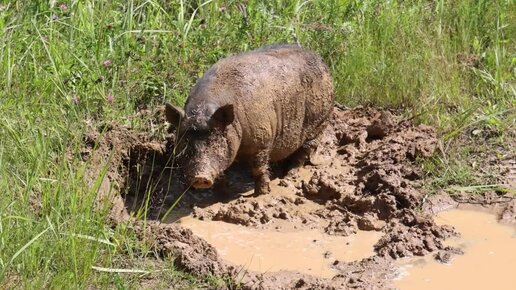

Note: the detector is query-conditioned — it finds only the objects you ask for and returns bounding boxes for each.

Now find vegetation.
[0,0,514,288]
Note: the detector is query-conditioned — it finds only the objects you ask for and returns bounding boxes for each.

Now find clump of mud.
[80,106,512,289]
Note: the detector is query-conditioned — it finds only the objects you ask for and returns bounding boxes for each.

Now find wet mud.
[394,208,516,290]
[79,106,516,289]
[177,216,384,279]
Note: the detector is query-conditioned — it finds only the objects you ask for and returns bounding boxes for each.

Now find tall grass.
[0,0,514,288]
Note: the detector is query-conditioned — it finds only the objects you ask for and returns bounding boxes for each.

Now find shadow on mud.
[120,138,304,223]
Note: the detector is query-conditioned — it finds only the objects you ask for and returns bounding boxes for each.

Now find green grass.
[0,0,514,288]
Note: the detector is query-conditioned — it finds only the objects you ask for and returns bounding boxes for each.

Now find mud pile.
[80,106,480,289]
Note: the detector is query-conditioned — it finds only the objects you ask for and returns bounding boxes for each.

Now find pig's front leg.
[250,150,271,195]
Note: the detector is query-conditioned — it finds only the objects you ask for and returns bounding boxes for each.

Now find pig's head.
[165,102,238,189]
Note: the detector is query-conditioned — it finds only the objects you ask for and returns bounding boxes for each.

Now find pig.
[165,44,334,195]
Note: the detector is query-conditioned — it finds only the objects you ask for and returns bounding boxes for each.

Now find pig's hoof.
[254,183,271,196]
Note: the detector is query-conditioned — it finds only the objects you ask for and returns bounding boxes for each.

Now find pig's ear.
[210,104,234,128]
[165,103,185,127]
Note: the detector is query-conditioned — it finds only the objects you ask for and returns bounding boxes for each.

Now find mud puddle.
[395,208,516,290]
[78,106,516,289]
[177,217,382,278]
[169,165,384,279]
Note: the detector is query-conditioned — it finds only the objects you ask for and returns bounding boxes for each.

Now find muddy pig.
[165,44,334,195]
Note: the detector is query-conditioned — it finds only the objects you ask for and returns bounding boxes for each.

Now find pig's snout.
[192,175,214,189]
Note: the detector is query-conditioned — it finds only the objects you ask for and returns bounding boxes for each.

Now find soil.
[79,106,516,289]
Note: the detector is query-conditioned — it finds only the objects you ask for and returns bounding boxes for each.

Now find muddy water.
[395,209,516,290]
[178,216,383,278]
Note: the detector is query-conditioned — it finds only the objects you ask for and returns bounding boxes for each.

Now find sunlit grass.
[0,0,514,288]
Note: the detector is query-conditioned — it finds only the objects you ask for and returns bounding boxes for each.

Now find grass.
[0,0,514,288]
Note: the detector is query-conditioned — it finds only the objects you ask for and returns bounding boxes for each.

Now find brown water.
[178,216,383,278]
[394,209,516,290]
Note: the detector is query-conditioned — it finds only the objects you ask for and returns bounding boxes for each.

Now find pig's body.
[166,44,334,194]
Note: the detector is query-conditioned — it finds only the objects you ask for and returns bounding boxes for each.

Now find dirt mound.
[81,106,503,289]
[130,221,230,277]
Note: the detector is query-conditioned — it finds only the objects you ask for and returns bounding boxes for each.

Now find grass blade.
[66,233,116,247]
[9,226,49,264]
[91,266,152,274]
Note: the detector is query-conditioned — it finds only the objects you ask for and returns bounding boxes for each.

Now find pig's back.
[188,45,334,161]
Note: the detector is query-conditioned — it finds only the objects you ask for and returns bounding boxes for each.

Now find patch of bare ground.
[78,106,515,289]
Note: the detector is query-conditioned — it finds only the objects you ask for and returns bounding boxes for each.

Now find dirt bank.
[79,106,515,289]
